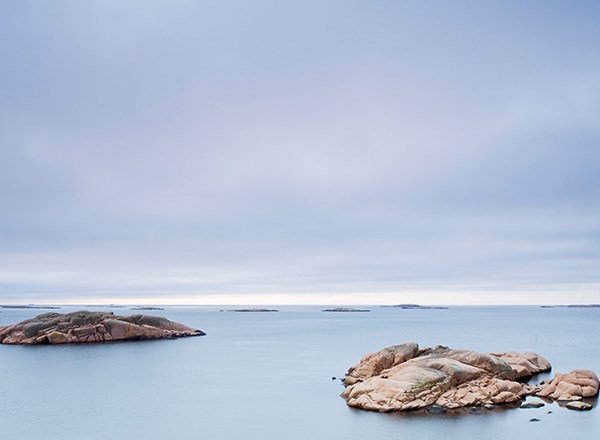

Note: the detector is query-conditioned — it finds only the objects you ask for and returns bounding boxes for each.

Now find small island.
[130,306,165,311]
[322,307,370,312]
[0,305,61,310]
[341,343,599,413]
[0,311,205,344]
[380,304,448,309]
[541,304,600,308]
[225,308,279,312]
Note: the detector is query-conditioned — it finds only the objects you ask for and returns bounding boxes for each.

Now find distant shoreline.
[0,305,61,310]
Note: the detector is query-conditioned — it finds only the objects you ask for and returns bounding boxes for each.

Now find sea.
[0,305,598,439]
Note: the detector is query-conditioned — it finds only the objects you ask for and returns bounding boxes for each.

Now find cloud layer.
[1,1,599,304]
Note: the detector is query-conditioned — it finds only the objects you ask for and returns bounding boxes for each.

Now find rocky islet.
[341,343,598,413]
[380,304,448,310]
[0,311,205,344]
[322,307,370,312]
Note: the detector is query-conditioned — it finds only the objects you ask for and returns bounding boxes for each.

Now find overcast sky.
[1,1,599,305]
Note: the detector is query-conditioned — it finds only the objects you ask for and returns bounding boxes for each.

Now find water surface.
[1,306,598,439]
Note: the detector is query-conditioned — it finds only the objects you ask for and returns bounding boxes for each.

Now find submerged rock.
[340,343,596,413]
[0,311,205,344]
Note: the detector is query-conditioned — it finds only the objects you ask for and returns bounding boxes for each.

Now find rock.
[23,320,57,338]
[341,343,596,414]
[529,418,541,422]
[520,399,545,409]
[341,344,530,412]
[103,319,140,340]
[71,326,97,338]
[47,331,69,344]
[0,311,205,345]
[491,352,551,379]
[343,343,420,386]
[565,401,592,411]
[536,370,599,401]
[57,322,70,331]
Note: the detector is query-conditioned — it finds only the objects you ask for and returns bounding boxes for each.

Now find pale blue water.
[1,306,598,439]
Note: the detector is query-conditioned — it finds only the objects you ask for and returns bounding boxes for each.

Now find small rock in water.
[565,401,593,411]
[484,404,494,410]
[529,418,541,422]
[547,410,552,414]
[331,377,337,381]
[520,399,545,409]
[427,406,448,415]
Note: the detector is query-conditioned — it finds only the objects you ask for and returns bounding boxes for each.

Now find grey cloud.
[1,1,599,303]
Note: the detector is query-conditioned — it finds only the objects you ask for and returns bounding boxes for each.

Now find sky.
[0,1,599,305]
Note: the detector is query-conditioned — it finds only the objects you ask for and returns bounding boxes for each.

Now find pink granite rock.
[536,370,599,401]
[341,343,591,413]
[0,311,205,345]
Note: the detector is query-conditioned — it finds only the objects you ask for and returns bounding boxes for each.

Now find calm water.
[0,305,598,439]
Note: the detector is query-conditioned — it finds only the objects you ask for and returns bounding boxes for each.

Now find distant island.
[0,311,204,344]
[0,305,61,310]
[541,304,600,308]
[224,308,279,312]
[381,304,448,309]
[322,307,370,312]
[83,304,127,308]
[130,306,165,311]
